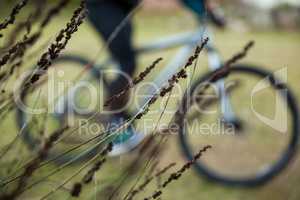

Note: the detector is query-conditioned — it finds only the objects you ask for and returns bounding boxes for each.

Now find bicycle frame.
[58,26,237,122]
[127,26,237,122]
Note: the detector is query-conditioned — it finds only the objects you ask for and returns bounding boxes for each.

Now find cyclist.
[86,0,225,156]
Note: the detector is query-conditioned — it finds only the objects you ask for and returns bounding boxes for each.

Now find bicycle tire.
[177,64,299,187]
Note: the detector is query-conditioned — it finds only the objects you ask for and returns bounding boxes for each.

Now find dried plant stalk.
[0,0,29,31]
[126,163,176,200]
[70,143,113,197]
[105,57,163,106]
[0,126,68,200]
[144,145,212,200]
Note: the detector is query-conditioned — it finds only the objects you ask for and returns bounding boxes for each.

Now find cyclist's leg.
[87,1,144,154]
[87,0,136,111]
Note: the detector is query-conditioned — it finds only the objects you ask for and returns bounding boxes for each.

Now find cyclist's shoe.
[108,116,146,157]
[109,131,145,157]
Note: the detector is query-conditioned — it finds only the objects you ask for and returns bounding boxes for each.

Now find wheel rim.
[178,65,299,186]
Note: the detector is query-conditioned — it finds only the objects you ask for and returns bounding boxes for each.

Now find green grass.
[1,7,300,200]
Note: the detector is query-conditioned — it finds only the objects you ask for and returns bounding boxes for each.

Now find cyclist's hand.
[207,0,226,29]
[209,9,226,28]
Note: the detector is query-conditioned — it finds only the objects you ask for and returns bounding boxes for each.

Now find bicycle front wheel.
[178,64,299,187]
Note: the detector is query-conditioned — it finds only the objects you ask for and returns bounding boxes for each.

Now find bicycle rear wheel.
[15,55,111,165]
[178,64,299,186]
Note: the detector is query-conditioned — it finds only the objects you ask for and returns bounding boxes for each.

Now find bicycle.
[15,13,299,187]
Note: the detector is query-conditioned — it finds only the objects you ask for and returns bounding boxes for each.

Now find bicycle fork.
[207,46,239,127]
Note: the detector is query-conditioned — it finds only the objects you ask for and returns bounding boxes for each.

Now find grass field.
[1,6,300,200]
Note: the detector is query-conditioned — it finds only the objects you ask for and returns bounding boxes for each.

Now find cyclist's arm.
[181,0,207,18]
[181,0,226,28]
